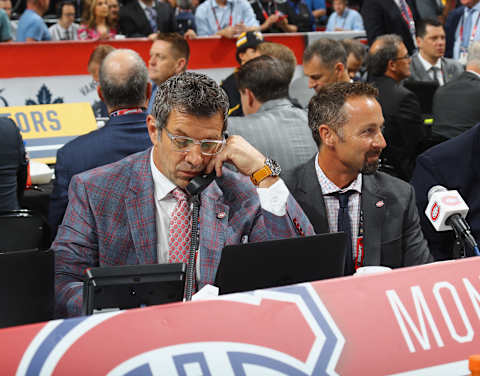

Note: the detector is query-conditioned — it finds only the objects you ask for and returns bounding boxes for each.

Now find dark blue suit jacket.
[0,117,27,211]
[411,123,480,260]
[48,112,152,239]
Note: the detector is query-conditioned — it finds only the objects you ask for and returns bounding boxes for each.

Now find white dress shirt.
[149,150,290,266]
[314,153,362,260]
[417,52,444,86]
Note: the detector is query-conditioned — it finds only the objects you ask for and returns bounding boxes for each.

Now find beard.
[360,151,381,175]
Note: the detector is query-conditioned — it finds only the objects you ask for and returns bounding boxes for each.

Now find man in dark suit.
[432,40,480,139]
[361,0,420,55]
[53,72,313,317]
[411,123,480,261]
[409,19,463,85]
[367,34,427,180]
[48,49,153,239]
[118,0,176,38]
[286,82,432,275]
[0,117,27,211]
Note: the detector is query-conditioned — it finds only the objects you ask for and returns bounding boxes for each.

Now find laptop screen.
[214,233,347,295]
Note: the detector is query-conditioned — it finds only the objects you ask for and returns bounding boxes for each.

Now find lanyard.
[459,9,480,47]
[335,9,348,29]
[212,2,233,31]
[398,0,415,36]
[109,108,145,117]
[355,209,364,270]
[255,0,277,21]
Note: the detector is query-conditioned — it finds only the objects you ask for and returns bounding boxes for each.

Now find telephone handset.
[185,171,216,196]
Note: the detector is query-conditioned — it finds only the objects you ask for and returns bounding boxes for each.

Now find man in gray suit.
[286,82,433,275]
[228,55,317,183]
[432,40,480,139]
[409,19,463,85]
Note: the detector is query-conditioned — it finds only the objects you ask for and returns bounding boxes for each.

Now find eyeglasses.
[164,129,226,156]
[393,53,411,61]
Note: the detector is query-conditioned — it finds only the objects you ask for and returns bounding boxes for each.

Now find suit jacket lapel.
[198,181,229,285]
[295,157,330,234]
[412,55,431,81]
[125,150,157,264]
[361,174,386,266]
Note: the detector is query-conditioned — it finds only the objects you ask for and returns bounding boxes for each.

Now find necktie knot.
[172,187,189,202]
[334,190,355,209]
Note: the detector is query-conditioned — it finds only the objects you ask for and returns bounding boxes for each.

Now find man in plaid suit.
[53,72,314,317]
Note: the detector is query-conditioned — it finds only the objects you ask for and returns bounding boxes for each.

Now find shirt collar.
[210,0,233,9]
[314,153,362,195]
[417,52,441,71]
[150,148,176,201]
[467,2,480,13]
[138,0,150,11]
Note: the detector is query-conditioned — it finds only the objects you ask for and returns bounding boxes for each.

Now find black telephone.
[185,171,216,196]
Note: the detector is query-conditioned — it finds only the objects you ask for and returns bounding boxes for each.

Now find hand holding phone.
[206,135,266,179]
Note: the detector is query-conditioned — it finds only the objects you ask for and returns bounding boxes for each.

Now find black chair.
[0,210,51,252]
[0,249,55,328]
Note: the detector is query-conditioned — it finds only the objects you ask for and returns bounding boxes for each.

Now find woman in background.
[78,0,116,40]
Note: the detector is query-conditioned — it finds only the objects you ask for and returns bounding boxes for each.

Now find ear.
[238,51,246,65]
[245,88,256,108]
[147,114,159,146]
[97,86,104,102]
[318,124,337,147]
[145,82,152,108]
[415,36,422,48]
[335,62,345,75]
[175,57,187,74]
[387,59,396,73]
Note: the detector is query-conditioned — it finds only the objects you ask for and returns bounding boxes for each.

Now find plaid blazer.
[53,148,314,317]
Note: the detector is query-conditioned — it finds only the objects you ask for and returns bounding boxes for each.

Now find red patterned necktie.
[168,188,192,263]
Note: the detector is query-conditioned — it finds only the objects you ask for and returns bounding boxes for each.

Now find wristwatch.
[250,158,281,186]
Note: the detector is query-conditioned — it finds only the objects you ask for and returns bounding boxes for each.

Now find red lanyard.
[109,108,144,117]
[459,10,480,47]
[398,0,415,35]
[255,0,277,21]
[212,3,233,31]
[355,209,364,270]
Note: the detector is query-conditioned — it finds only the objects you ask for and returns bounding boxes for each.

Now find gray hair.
[303,39,347,68]
[366,34,403,77]
[308,82,379,146]
[467,40,480,67]
[151,72,229,132]
[99,49,149,109]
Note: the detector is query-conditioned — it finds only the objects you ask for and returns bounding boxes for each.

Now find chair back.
[0,210,51,252]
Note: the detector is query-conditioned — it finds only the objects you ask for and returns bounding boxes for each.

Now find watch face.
[265,158,281,176]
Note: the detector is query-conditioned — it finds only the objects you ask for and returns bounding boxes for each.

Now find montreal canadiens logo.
[441,195,461,206]
[430,202,440,221]
[16,285,344,375]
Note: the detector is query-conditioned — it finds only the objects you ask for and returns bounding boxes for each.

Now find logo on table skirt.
[16,285,344,376]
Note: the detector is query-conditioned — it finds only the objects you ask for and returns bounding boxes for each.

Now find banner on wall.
[1,257,480,375]
[0,102,97,164]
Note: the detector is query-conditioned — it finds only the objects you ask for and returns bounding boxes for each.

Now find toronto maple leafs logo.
[25,84,64,105]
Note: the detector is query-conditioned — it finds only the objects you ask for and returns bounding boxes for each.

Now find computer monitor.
[82,263,186,315]
[215,232,347,295]
[0,248,54,328]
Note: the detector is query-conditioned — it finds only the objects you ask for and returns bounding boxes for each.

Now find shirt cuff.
[256,178,289,216]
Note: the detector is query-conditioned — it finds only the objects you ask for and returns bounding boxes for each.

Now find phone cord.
[185,194,201,301]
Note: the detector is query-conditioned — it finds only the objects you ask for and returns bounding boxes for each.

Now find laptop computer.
[0,249,54,328]
[214,232,347,295]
